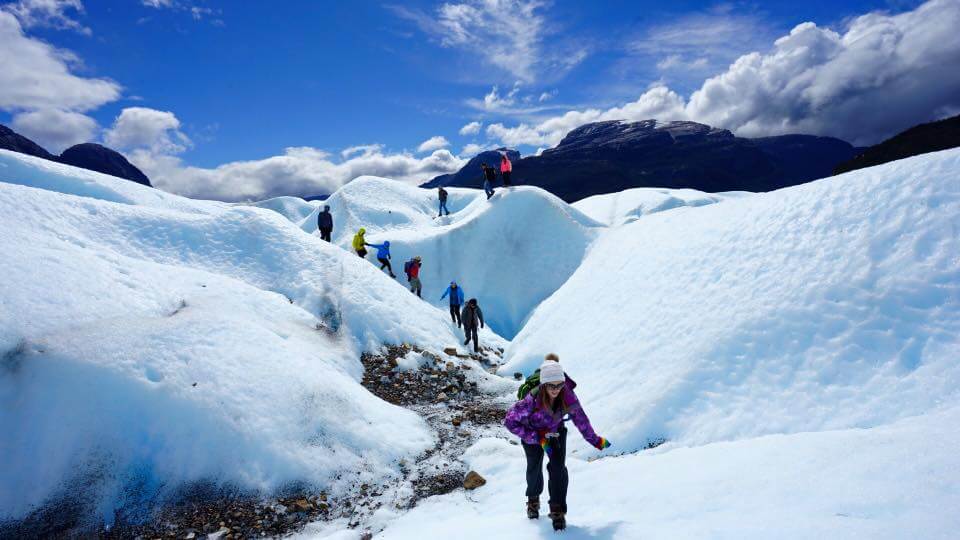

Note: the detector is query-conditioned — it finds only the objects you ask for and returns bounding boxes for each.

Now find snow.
[297,178,602,338]
[374,407,960,539]
[3,144,960,537]
[572,187,745,226]
[503,148,960,454]
[0,150,501,523]
[242,195,320,222]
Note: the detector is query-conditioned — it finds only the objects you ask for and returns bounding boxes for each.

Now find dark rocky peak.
[0,123,56,160]
[59,143,152,187]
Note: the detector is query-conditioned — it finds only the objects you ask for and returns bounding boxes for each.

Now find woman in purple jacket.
[504,355,611,531]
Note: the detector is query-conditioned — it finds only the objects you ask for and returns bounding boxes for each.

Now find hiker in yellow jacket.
[352,228,367,258]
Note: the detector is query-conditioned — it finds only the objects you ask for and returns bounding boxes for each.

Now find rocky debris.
[411,472,464,501]
[463,471,486,490]
[443,347,458,356]
[360,344,480,406]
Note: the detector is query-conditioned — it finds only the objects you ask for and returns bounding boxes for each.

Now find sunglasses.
[544,383,565,391]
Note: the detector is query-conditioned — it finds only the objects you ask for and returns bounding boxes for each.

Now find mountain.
[59,143,152,187]
[833,113,960,174]
[0,124,151,186]
[423,120,858,202]
[0,124,56,161]
[420,148,521,190]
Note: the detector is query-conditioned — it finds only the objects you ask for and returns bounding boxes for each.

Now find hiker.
[504,355,611,531]
[500,153,512,187]
[317,205,333,242]
[404,256,422,297]
[438,187,450,217]
[460,298,484,352]
[365,240,396,278]
[440,281,464,327]
[352,228,367,258]
[481,163,496,199]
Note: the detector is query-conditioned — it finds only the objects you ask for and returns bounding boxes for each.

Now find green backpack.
[517,369,541,400]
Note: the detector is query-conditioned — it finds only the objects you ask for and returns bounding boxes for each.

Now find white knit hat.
[539,361,565,385]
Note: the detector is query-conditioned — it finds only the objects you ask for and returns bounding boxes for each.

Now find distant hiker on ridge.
[438,186,450,217]
[352,228,368,258]
[404,256,422,297]
[460,297,484,353]
[365,240,396,278]
[440,281,464,327]
[500,153,512,187]
[317,205,333,242]
[481,162,497,200]
[504,354,611,531]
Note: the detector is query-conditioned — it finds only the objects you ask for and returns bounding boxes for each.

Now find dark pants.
[449,304,462,327]
[522,426,567,511]
[319,227,332,242]
[463,325,479,352]
[409,277,421,297]
[439,200,449,216]
[356,248,367,258]
[502,171,511,186]
[378,258,395,276]
[484,180,495,199]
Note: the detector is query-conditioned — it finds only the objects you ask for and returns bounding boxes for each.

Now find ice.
[503,148,960,453]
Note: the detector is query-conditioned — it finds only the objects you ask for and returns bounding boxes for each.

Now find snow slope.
[503,148,960,453]
[296,178,603,338]
[369,407,960,539]
[572,187,746,226]
[0,150,505,524]
[243,195,320,222]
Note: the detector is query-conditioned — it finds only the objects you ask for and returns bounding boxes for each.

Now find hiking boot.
[463,338,470,345]
[526,498,539,519]
[549,504,566,531]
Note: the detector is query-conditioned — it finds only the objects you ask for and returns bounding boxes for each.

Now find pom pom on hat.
[539,361,564,384]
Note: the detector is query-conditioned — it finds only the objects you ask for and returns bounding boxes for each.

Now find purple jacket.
[504,376,601,447]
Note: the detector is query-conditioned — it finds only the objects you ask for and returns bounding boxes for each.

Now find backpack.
[403,260,413,278]
[517,369,541,400]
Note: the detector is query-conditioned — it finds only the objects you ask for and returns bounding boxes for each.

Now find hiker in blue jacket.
[365,240,396,278]
[440,281,465,327]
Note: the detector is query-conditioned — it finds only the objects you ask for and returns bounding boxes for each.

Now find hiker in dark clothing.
[317,205,333,242]
[481,163,497,199]
[440,281,464,327]
[365,240,396,278]
[504,355,611,531]
[438,187,450,217]
[461,298,484,352]
[405,256,422,297]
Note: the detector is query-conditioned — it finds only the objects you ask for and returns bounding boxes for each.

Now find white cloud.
[629,8,776,83]
[416,135,450,153]
[459,121,482,135]
[341,144,382,159]
[0,11,120,111]
[485,85,687,147]
[685,0,960,144]
[390,0,586,84]
[133,146,466,201]
[103,107,191,154]
[538,90,556,102]
[141,0,173,6]
[2,0,90,35]
[460,142,496,157]
[483,0,960,148]
[11,108,96,153]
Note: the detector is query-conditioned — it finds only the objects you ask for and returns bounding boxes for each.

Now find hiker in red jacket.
[500,153,513,187]
[404,256,422,297]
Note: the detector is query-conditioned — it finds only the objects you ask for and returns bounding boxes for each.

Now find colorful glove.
[539,434,553,456]
[594,437,611,450]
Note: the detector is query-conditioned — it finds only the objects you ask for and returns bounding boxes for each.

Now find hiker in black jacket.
[481,163,496,199]
[438,187,450,217]
[317,205,333,242]
[461,298,485,352]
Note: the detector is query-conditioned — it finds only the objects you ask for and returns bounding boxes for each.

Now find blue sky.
[2,0,958,200]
